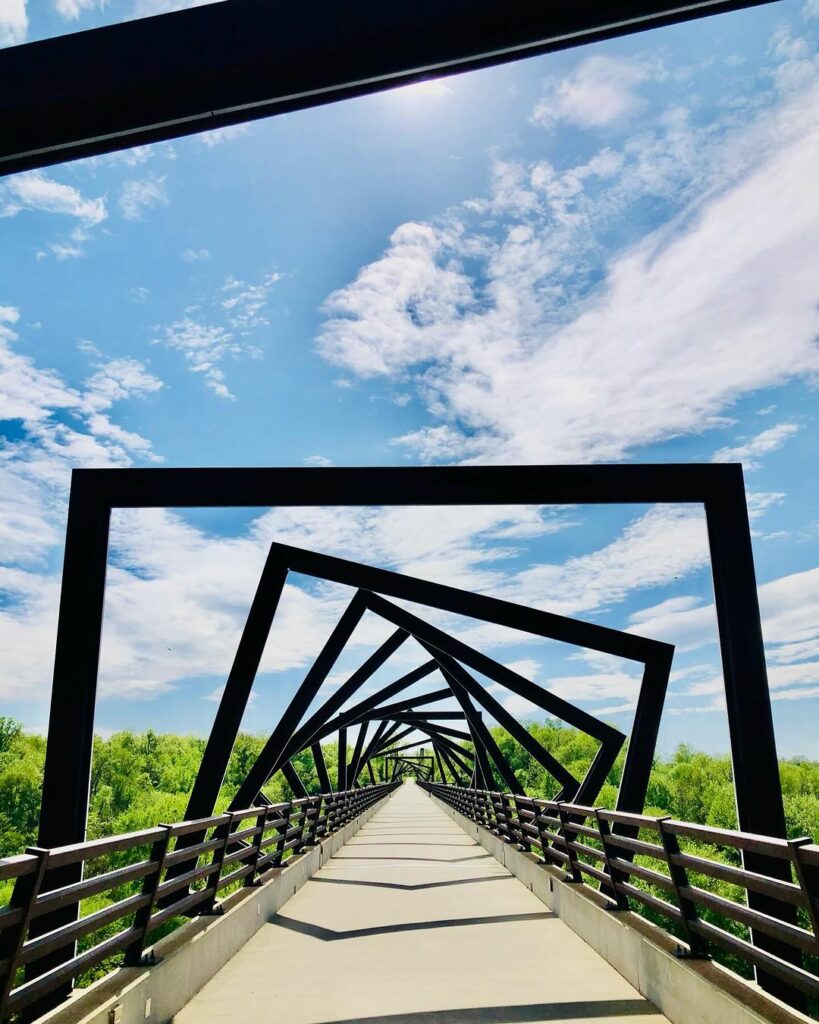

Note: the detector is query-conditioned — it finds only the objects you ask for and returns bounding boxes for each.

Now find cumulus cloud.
[1,172,106,224]
[0,315,163,563]
[0,0,27,45]
[319,70,819,466]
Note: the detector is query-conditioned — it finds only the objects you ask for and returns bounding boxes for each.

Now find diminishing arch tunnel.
[187,542,674,821]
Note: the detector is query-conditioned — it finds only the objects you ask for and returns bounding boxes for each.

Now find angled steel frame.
[37,464,790,1001]
[216,544,665,817]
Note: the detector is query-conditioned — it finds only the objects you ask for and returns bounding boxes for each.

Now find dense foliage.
[1,716,817,858]
[0,715,816,996]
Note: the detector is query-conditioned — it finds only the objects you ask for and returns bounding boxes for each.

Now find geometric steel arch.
[200,542,672,818]
[37,464,790,1001]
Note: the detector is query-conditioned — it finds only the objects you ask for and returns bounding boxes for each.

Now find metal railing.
[0,784,397,1022]
[420,782,819,1002]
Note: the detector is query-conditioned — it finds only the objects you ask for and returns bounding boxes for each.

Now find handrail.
[0,783,397,1022]
[419,782,819,1000]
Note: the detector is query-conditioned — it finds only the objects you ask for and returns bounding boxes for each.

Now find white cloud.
[151,319,239,399]
[182,248,210,262]
[200,125,248,148]
[119,175,169,221]
[303,455,333,467]
[533,56,664,131]
[1,172,106,224]
[494,505,710,620]
[0,317,164,563]
[53,0,93,17]
[220,273,281,332]
[712,421,800,469]
[151,272,279,396]
[319,72,819,466]
[629,568,819,691]
[0,0,26,45]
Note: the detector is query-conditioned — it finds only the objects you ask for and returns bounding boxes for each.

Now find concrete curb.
[37,793,393,1024]
[428,792,814,1024]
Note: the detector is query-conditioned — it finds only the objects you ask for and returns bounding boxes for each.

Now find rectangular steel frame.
[37,464,791,997]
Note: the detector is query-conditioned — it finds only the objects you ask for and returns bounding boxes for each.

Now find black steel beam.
[281,760,308,799]
[428,646,585,796]
[37,464,790,1005]
[311,742,333,794]
[348,721,370,785]
[275,629,410,767]
[227,592,367,810]
[337,727,348,791]
[184,551,288,822]
[365,593,622,746]
[0,0,776,175]
[302,668,442,748]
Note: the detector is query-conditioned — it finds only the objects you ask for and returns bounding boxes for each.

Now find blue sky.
[1,0,818,765]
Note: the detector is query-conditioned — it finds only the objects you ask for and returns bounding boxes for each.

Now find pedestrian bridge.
[176,783,664,1024]
[7,781,815,1024]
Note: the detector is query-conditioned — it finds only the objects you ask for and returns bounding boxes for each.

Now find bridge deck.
[174,784,667,1024]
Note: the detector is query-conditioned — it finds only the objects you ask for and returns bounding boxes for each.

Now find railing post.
[657,817,709,958]
[0,850,50,1021]
[557,803,582,883]
[274,803,294,866]
[513,797,530,852]
[594,810,629,911]
[292,800,309,856]
[125,825,173,965]
[200,813,233,915]
[245,808,269,887]
[305,795,323,846]
[789,839,819,939]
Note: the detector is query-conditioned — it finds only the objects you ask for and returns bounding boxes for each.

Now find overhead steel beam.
[0,0,776,176]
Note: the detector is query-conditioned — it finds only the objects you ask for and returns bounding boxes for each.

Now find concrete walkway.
[174,783,667,1024]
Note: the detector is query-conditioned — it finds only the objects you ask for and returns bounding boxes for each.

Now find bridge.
[0,467,817,1023]
[1,778,817,1024]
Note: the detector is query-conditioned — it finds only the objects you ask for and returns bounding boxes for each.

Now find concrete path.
[174,783,667,1024]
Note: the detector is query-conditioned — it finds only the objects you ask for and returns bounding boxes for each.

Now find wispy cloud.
[152,272,281,397]
[712,422,800,469]
[533,55,666,131]
[319,61,819,466]
[152,319,239,399]
[119,175,169,220]
[200,125,249,148]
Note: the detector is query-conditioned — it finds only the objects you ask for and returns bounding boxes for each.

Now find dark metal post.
[125,826,173,964]
[337,728,348,792]
[0,849,49,1018]
[281,760,309,799]
[311,742,333,793]
[705,469,798,999]
[657,818,708,955]
[185,554,288,821]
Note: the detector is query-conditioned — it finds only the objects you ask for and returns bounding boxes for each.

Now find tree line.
[1,715,816,858]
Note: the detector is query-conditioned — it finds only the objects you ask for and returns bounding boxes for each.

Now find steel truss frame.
[199,543,667,817]
[36,464,791,1002]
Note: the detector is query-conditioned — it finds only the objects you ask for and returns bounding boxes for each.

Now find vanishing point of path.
[175,783,667,1024]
